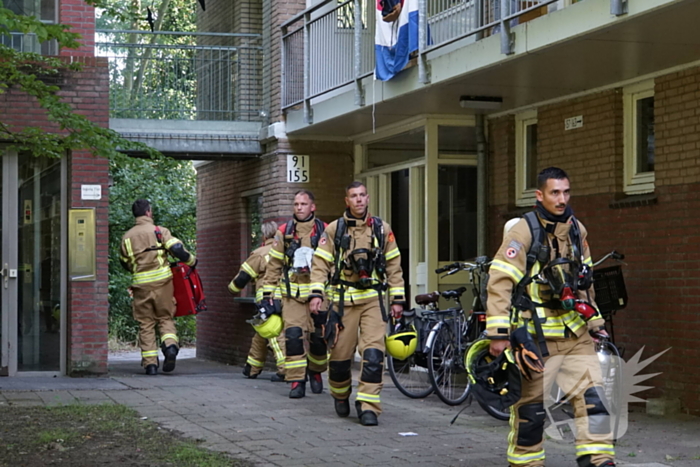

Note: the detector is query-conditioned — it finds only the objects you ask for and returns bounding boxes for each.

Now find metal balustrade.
[95,30,263,121]
[282,0,376,113]
[281,0,625,120]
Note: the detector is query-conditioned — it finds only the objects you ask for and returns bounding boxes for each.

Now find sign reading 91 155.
[287,155,310,183]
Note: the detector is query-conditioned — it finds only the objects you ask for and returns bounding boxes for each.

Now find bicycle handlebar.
[592,250,625,268]
[434,257,491,275]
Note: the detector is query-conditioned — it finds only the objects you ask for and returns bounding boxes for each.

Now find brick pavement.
[1,352,699,467]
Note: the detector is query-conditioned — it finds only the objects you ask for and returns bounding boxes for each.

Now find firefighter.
[261,190,328,398]
[487,167,615,467]
[228,221,286,381]
[309,181,405,426]
[120,199,196,375]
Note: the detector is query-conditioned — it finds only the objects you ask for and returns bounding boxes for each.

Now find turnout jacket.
[310,211,405,306]
[120,216,196,288]
[261,215,326,303]
[228,239,278,303]
[486,213,605,340]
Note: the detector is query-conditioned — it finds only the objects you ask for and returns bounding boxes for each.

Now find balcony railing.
[96,30,263,121]
[282,0,629,122]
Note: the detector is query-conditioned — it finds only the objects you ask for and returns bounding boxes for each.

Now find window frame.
[515,109,538,207]
[623,79,655,195]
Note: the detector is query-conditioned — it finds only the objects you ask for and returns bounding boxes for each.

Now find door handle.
[2,263,17,289]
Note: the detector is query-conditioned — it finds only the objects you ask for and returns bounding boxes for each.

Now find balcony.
[282,0,700,137]
[96,30,264,158]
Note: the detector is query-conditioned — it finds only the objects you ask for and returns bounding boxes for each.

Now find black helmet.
[465,338,521,413]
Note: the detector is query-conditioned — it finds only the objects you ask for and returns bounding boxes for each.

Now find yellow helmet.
[386,322,418,360]
[252,313,283,339]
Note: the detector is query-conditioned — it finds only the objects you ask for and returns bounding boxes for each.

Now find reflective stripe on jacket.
[486,214,604,340]
[310,212,405,307]
[261,215,326,302]
[120,216,195,287]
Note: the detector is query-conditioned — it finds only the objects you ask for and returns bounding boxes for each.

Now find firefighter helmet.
[252,313,283,339]
[385,318,418,360]
[466,338,521,412]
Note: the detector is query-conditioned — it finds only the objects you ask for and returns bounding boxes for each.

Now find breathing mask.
[541,257,578,310]
[347,248,374,288]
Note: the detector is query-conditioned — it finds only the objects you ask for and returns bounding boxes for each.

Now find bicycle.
[421,257,491,406]
[385,310,435,399]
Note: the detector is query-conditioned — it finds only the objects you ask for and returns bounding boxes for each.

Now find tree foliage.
[109,156,198,345]
[0,1,158,160]
[95,0,201,119]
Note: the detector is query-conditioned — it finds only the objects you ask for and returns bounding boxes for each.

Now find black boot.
[270,372,285,382]
[355,401,378,426]
[308,369,323,394]
[161,344,178,373]
[334,398,350,417]
[577,455,616,467]
[242,364,259,379]
[145,364,158,376]
[289,381,306,398]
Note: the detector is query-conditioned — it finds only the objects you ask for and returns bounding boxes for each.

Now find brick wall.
[1,58,110,374]
[487,67,700,414]
[268,0,306,121]
[59,0,95,56]
[196,140,353,366]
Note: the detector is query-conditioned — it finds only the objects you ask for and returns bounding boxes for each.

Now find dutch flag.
[375,0,419,81]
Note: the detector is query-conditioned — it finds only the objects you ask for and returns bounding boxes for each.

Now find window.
[623,80,655,195]
[246,194,263,251]
[438,165,477,261]
[515,109,538,207]
[1,0,58,55]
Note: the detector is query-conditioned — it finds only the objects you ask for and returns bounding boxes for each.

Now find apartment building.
[1,0,110,376]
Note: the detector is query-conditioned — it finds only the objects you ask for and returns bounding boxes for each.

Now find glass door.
[1,151,63,375]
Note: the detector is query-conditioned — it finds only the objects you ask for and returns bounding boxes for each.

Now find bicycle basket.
[592,265,627,319]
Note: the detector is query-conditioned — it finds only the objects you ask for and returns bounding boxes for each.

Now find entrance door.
[1,151,63,375]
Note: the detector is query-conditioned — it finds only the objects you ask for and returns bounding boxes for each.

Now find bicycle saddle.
[442,287,467,300]
[415,291,440,305]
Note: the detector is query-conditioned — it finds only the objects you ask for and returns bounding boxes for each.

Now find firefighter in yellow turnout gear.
[261,190,328,398]
[487,168,615,467]
[120,199,196,375]
[228,221,286,381]
[309,181,405,427]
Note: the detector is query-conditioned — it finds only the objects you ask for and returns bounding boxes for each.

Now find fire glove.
[258,299,281,318]
[312,309,328,329]
[510,326,545,381]
[322,310,344,349]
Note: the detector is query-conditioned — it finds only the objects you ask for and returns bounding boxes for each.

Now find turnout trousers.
[132,280,178,368]
[246,332,286,376]
[508,332,615,467]
[328,300,385,415]
[282,298,327,382]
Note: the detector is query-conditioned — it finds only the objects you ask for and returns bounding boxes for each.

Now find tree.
[95,0,201,119]
[108,156,198,345]
[0,1,158,160]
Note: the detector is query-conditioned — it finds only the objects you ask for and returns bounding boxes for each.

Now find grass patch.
[0,403,254,467]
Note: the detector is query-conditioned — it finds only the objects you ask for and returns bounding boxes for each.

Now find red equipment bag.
[171,262,207,317]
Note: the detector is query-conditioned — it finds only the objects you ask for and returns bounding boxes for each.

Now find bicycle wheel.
[477,401,510,421]
[428,323,471,406]
[386,352,434,399]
